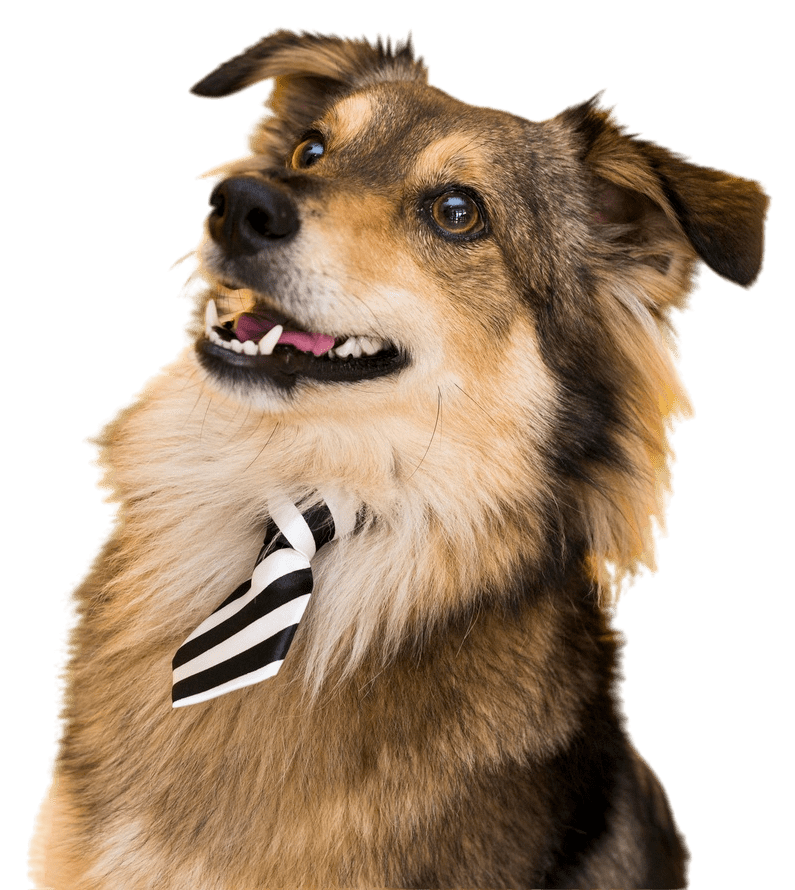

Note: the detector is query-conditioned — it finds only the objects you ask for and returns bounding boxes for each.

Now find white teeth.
[204,315,386,361]
[205,322,283,355]
[259,325,283,356]
[204,299,219,335]
[334,337,358,358]
[333,336,384,358]
[358,337,381,356]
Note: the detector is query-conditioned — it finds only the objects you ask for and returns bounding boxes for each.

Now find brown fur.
[32,32,767,889]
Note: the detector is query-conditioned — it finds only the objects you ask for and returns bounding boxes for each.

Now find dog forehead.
[326,93,379,145]
[325,83,532,182]
[412,132,494,185]
[325,81,454,143]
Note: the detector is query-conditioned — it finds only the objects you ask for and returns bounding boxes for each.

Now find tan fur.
[33,32,766,889]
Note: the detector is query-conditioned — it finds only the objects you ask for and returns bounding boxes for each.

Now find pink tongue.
[235,313,335,358]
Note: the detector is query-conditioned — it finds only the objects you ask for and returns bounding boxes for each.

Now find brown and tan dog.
[33,32,766,889]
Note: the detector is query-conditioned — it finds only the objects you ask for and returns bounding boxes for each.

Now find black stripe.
[252,502,334,565]
[302,502,336,551]
[172,568,313,670]
[211,578,252,614]
[172,624,299,703]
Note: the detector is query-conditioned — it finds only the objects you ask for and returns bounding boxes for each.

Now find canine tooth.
[242,340,259,355]
[334,342,350,357]
[335,337,357,358]
[259,325,283,356]
[204,299,219,335]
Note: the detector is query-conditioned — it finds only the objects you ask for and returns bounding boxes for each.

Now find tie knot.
[266,497,338,560]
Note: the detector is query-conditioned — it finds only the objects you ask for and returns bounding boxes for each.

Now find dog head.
[189,31,766,585]
[190,28,761,407]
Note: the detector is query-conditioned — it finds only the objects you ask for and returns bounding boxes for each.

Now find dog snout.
[208,176,299,255]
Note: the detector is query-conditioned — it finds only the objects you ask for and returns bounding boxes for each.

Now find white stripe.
[249,549,309,598]
[180,549,308,645]
[268,495,317,558]
[173,660,285,707]
[173,593,311,683]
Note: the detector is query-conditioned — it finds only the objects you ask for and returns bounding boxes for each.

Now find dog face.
[190,31,766,585]
[197,71,555,420]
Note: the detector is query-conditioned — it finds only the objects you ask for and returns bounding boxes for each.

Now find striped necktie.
[172,493,355,708]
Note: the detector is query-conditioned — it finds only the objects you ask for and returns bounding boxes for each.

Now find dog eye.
[428,192,486,239]
[291,134,326,169]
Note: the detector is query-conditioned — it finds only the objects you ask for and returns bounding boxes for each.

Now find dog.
[33,31,767,889]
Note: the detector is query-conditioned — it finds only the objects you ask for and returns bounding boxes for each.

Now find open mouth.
[197,298,407,389]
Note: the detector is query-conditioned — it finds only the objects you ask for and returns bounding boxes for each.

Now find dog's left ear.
[562,99,768,286]
[640,141,768,285]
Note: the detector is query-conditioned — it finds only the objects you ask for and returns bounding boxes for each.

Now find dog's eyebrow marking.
[327,94,376,147]
[412,133,487,185]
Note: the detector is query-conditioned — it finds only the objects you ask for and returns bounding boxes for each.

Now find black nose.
[207,176,299,255]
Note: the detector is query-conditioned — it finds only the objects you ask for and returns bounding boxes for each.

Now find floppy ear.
[632,139,767,285]
[188,28,429,99]
[562,100,768,286]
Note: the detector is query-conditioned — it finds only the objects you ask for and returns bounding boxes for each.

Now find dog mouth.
[197,297,407,389]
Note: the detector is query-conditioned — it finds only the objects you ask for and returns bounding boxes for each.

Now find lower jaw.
[196,337,408,391]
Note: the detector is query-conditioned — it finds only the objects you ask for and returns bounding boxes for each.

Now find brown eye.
[428,191,486,238]
[291,135,325,169]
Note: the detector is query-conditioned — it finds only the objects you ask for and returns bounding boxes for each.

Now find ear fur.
[635,140,767,285]
[188,28,430,99]
[562,99,768,286]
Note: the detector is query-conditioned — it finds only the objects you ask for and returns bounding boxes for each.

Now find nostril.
[210,190,226,216]
[246,207,270,238]
[207,176,299,254]
[246,201,294,239]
